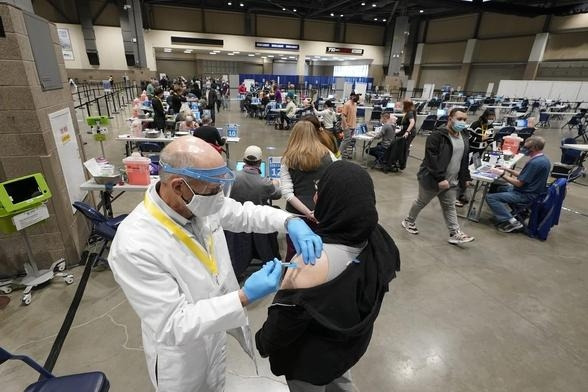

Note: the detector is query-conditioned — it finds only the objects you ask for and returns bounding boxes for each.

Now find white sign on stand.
[422,83,435,99]
[49,108,87,213]
[268,156,282,179]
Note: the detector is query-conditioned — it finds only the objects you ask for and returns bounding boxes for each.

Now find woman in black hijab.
[256,160,400,392]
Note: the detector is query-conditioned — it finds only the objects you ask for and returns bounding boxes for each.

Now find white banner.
[57,28,74,61]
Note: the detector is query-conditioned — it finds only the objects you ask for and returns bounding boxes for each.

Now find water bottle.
[468,206,477,220]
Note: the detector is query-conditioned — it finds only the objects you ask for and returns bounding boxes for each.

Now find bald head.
[159,136,224,183]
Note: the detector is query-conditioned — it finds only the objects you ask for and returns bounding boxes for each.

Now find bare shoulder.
[280,252,329,290]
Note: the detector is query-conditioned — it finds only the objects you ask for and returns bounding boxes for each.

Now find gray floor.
[1,101,588,392]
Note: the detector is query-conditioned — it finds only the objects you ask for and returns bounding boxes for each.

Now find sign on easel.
[226,124,239,138]
[268,156,282,179]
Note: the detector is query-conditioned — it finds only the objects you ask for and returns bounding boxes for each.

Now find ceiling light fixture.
[372,3,376,7]
[282,7,286,10]
[248,53,255,56]
[419,9,424,13]
[330,12,334,16]
[209,52,217,54]
[293,8,297,12]
[239,3,244,7]
[227,53,234,55]
[340,14,343,17]
[268,55,275,57]
[361,2,365,5]
[233,51,240,54]
[374,18,378,20]
[163,48,172,52]
[227,1,232,5]
[184,49,192,53]
[383,18,386,21]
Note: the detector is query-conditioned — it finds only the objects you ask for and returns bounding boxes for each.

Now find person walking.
[339,93,359,159]
[401,108,475,245]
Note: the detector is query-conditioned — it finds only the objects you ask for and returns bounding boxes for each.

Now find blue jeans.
[368,144,387,162]
[486,185,534,223]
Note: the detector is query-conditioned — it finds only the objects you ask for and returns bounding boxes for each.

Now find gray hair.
[159,145,196,183]
[201,115,212,125]
[526,135,545,151]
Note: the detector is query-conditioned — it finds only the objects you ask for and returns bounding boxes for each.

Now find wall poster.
[57,28,74,61]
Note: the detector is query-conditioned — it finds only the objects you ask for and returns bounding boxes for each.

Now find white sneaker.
[401,218,419,235]
[448,231,475,244]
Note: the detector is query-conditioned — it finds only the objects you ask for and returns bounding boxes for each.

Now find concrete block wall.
[0,3,90,276]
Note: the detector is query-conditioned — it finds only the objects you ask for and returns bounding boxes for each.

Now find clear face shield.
[160,162,235,197]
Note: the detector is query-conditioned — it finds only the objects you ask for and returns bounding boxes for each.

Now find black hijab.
[314,161,378,245]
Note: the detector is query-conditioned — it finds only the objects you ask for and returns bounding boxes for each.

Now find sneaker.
[448,231,475,244]
[401,218,419,235]
[455,199,465,207]
[497,220,524,233]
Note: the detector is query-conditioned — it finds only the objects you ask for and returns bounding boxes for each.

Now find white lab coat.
[108,184,290,392]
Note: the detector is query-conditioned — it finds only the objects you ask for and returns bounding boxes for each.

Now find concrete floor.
[1,101,588,392]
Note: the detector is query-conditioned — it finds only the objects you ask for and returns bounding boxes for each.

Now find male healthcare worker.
[108,136,322,392]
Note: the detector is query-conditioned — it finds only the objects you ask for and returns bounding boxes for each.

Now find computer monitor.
[251,98,261,105]
[516,119,528,127]
[386,102,395,109]
[235,161,266,177]
[0,173,52,214]
[437,109,447,117]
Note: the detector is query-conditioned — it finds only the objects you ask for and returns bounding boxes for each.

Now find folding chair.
[73,202,127,268]
[551,138,586,182]
[418,114,437,136]
[0,346,110,392]
[564,114,582,131]
[494,126,515,144]
[537,111,550,128]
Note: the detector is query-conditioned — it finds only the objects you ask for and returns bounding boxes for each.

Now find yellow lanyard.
[143,192,218,275]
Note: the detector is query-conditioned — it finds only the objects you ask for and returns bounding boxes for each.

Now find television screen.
[516,119,528,127]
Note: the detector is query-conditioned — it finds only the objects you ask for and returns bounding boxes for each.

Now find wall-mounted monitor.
[0,173,52,214]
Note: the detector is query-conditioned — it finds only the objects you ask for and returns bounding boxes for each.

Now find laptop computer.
[473,153,499,178]
[236,161,266,177]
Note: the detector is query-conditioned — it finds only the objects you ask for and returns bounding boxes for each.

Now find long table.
[460,153,525,222]
[80,176,158,217]
[116,132,239,160]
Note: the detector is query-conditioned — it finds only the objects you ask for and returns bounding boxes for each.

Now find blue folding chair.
[73,202,127,267]
[0,347,109,392]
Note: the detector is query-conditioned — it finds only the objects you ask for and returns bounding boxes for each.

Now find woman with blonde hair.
[281,120,334,261]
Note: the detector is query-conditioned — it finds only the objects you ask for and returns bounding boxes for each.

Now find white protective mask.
[182,179,225,217]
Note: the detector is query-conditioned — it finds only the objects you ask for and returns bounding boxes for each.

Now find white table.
[563,144,588,151]
[127,117,154,123]
[461,153,525,222]
[352,133,376,166]
[116,133,239,160]
[484,105,517,121]
[80,176,158,217]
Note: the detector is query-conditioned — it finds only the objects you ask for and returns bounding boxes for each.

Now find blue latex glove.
[242,258,283,303]
[287,218,323,265]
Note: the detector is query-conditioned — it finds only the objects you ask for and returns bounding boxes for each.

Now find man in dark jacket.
[401,108,475,245]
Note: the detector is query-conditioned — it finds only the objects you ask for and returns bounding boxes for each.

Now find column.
[0,3,90,275]
[296,56,306,85]
[410,43,424,87]
[524,33,549,80]
[459,39,477,91]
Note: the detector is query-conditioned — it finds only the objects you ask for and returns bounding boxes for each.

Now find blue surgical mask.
[521,147,531,156]
[452,121,468,132]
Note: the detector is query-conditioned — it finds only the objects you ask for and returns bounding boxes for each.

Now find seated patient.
[255,160,401,392]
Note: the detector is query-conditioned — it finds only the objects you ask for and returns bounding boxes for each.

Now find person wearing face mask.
[486,136,551,233]
[456,109,496,207]
[108,136,323,392]
[204,81,218,124]
[339,93,359,158]
[401,108,475,245]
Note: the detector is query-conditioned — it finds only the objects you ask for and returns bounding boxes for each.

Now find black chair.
[73,202,127,267]
[418,114,437,135]
[538,111,551,128]
[551,137,586,182]
[565,114,583,131]
[435,115,448,128]
[494,126,515,143]
[517,127,535,142]
[0,346,110,392]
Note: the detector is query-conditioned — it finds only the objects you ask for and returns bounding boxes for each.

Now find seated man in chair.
[225,146,282,278]
[487,136,551,233]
